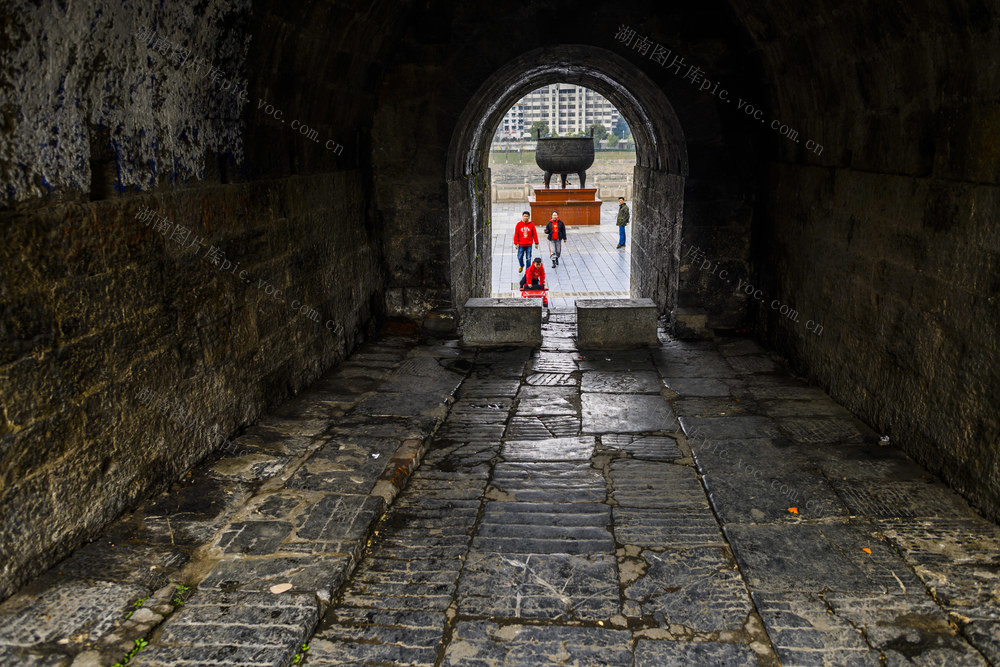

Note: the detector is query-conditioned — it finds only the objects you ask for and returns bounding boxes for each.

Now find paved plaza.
[1,313,998,666]
[492,203,630,308]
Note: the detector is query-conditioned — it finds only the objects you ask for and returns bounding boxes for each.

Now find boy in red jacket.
[519,256,546,290]
[514,211,539,273]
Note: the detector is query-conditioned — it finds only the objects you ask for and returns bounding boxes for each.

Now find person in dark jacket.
[616,197,630,248]
[544,211,567,267]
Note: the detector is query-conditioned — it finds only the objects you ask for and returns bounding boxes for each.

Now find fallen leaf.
[270,583,293,594]
[788,507,798,514]
[862,548,872,554]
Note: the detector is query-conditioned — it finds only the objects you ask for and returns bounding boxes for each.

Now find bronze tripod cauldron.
[535,132,595,189]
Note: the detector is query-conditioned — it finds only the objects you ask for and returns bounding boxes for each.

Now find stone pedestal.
[530,188,602,225]
[462,298,542,346]
[576,298,658,348]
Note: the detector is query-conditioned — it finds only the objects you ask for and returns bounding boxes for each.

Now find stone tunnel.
[1,0,998,664]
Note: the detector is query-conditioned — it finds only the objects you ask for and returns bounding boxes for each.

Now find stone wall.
[0,173,380,601]
[0,0,391,601]
[738,1,1000,520]
[632,168,685,313]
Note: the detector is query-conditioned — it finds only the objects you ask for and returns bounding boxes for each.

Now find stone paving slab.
[514,392,578,416]
[198,555,354,598]
[777,415,879,444]
[581,393,676,433]
[0,647,70,665]
[581,370,662,393]
[457,552,619,621]
[473,522,614,554]
[131,591,318,667]
[724,521,924,594]
[506,414,581,439]
[531,351,580,373]
[716,338,769,357]
[654,358,736,378]
[752,591,881,666]
[501,436,596,461]
[328,413,441,439]
[478,500,607,523]
[0,580,149,648]
[877,517,1000,621]
[622,547,753,633]
[691,438,848,522]
[613,507,725,548]
[807,442,935,481]
[701,465,848,523]
[610,460,709,509]
[745,382,833,401]
[965,622,1000,663]
[680,414,784,440]
[725,354,783,374]
[436,420,508,444]
[673,396,760,417]
[826,592,988,665]
[598,433,682,460]
[306,637,440,665]
[758,398,855,419]
[754,589,990,666]
[352,391,450,418]
[442,621,634,665]
[830,478,975,520]
[130,644,297,666]
[662,376,741,397]
[41,531,190,590]
[577,348,654,371]
[635,640,759,666]
[457,375,523,398]
[489,462,607,504]
[422,443,498,470]
[524,371,578,386]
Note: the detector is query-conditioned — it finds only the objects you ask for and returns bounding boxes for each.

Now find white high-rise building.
[497,102,525,139]
[500,84,621,138]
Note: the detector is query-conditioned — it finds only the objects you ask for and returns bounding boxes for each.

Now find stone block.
[461,298,541,347]
[576,298,658,349]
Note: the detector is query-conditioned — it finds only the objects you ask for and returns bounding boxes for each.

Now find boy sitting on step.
[519,256,546,290]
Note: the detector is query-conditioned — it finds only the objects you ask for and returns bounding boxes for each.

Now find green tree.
[588,123,609,148]
[529,121,550,139]
[613,116,631,140]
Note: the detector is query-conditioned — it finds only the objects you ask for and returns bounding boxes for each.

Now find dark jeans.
[517,245,533,267]
[618,225,626,246]
[520,276,542,289]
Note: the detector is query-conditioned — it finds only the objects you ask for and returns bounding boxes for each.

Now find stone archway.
[446,45,689,321]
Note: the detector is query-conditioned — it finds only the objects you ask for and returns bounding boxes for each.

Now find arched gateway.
[446,45,690,323]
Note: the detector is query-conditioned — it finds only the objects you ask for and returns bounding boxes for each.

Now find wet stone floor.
[2,311,999,666]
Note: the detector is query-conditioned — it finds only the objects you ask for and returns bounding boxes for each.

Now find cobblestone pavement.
[492,203,630,309]
[2,313,999,666]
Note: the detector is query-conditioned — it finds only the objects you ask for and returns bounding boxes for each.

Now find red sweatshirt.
[524,262,546,286]
[514,220,539,247]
